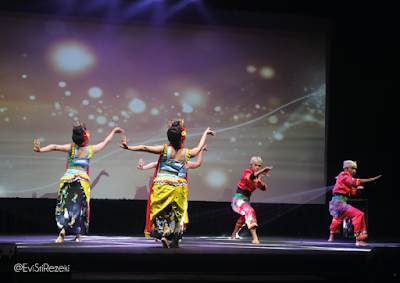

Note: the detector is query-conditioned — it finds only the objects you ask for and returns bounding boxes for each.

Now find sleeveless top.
[157,144,189,179]
[60,143,93,184]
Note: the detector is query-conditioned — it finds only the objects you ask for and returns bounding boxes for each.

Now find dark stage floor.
[1,234,399,282]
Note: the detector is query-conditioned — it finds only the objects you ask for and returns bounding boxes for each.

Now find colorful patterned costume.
[231,169,267,229]
[55,143,92,235]
[145,144,190,240]
[329,171,367,240]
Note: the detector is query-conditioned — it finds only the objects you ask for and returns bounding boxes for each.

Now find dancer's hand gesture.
[206,127,216,136]
[120,136,129,149]
[260,166,273,177]
[371,175,382,181]
[201,145,211,152]
[113,127,124,134]
[34,139,40,152]
[137,158,145,170]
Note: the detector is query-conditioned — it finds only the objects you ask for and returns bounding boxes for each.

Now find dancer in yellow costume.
[34,122,124,243]
[137,144,211,237]
[120,118,215,248]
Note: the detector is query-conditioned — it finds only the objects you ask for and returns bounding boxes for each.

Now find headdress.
[343,160,357,169]
[250,156,263,165]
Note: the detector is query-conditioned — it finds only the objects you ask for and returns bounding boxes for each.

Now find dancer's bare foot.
[328,234,334,242]
[231,233,242,239]
[73,234,82,242]
[55,230,65,243]
[356,240,371,247]
[250,227,259,244]
[161,237,170,248]
[231,227,242,239]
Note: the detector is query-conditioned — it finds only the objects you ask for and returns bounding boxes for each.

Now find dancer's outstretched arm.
[137,159,157,170]
[190,128,216,158]
[359,175,382,184]
[33,140,70,152]
[92,127,124,154]
[120,135,164,154]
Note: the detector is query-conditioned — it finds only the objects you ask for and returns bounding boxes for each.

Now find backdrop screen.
[0,11,327,203]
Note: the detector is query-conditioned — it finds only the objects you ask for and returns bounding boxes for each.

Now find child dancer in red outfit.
[231,157,273,244]
[328,160,381,246]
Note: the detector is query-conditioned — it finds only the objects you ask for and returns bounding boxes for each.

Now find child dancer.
[328,160,381,246]
[230,157,273,244]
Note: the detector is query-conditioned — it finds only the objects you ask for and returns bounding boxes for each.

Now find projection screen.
[0,10,327,203]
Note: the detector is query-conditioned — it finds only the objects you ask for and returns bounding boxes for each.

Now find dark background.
[0,0,397,238]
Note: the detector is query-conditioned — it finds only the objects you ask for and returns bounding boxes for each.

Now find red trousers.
[329,205,368,240]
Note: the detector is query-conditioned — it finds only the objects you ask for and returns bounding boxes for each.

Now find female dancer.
[34,122,124,242]
[137,144,210,239]
[328,160,381,246]
[231,156,273,244]
[120,118,215,248]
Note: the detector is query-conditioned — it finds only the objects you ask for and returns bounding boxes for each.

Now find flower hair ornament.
[73,122,89,146]
[83,130,90,142]
[179,126,186,141]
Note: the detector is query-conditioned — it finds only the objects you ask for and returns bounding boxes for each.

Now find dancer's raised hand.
[206,127,216,136]
[261,166,273,177]
[120,135,129,149]
[201,145,211,152]
[113,127,124,134]
[137,159,145,170]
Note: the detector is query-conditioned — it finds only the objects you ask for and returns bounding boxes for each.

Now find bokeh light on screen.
[151,108,160,115]
[182,89,204,105]
[259,66,275,79]
[268,116,278,124]
[182,103,193,113]
[48,41,96,75]
[88,87,103,98]
[246,65,257,73]
[206,171,227,188]
[96,116,107,125]
[129,98,146,113]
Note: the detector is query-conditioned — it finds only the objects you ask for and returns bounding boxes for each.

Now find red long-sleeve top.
[332,171,361,198]
[237,169,267,194]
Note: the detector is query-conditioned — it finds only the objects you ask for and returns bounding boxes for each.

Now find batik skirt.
[149,176,188,240]
[55,181,89,235]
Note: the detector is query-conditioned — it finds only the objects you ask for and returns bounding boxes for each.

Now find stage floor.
[1,234,399,282]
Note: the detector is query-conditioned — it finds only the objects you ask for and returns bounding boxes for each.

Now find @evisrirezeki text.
[14,263,70,273]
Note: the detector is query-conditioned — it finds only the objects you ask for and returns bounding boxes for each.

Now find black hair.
[167,126,182,149]
[72,123,86,145]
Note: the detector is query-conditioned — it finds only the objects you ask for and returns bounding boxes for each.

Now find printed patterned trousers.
[330,205,368,240]
[231,195,258,229]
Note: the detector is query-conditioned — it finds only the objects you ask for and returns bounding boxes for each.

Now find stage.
[1,234,399,282]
